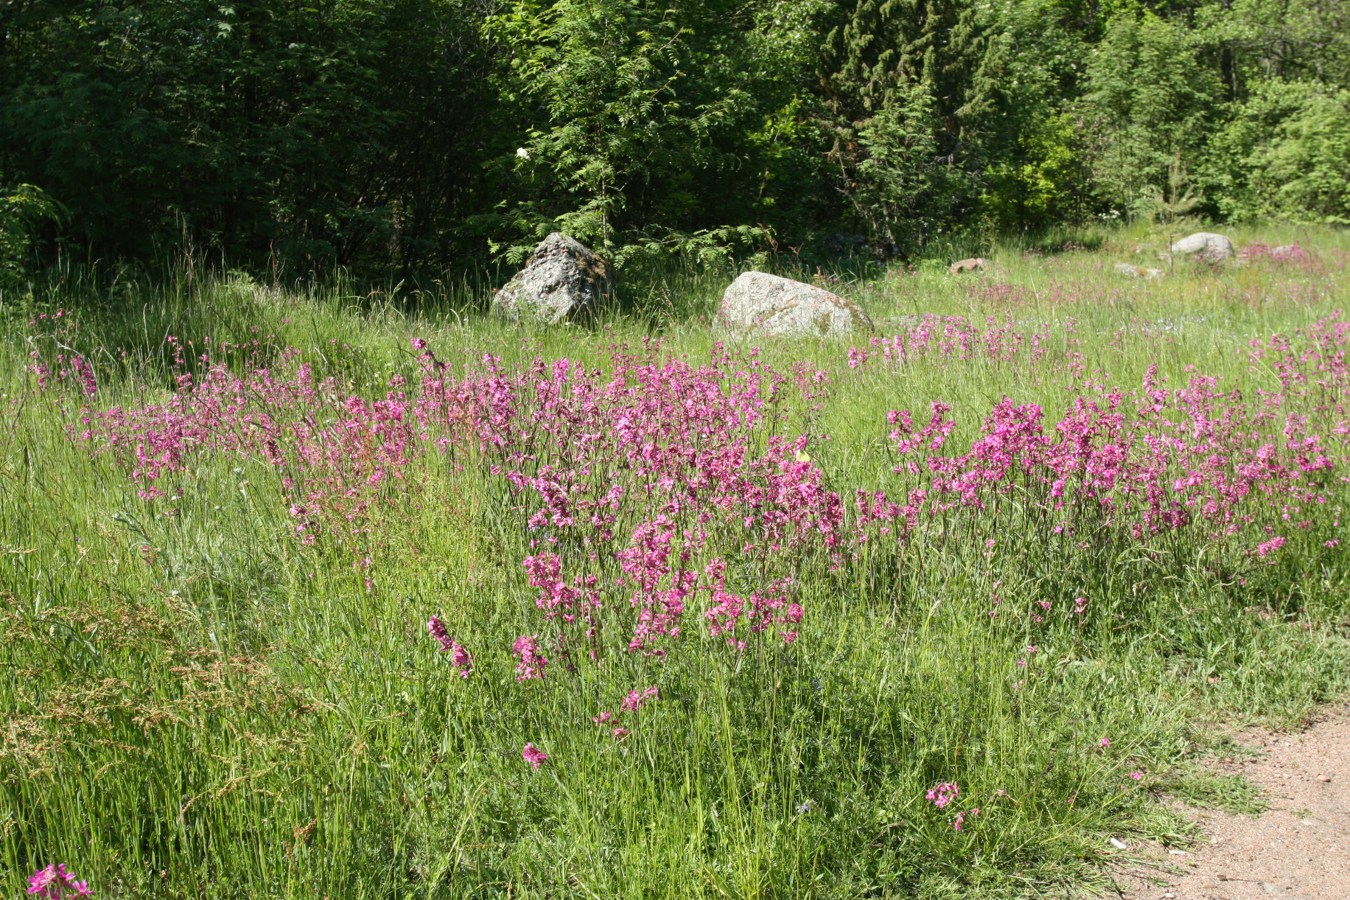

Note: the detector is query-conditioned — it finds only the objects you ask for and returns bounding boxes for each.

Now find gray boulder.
[717,272,872,339]
[1114,262,1164,279]
[493,233,613,324]
[1169,232,1235,263]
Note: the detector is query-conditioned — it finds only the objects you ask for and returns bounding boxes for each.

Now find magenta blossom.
[512,635,549,681]
[620,685,659,712]
[426,615,452,651]
[522,743,549,770]
[426,615,472,678]
[448,641,473,678]
[28,864,93,898]
[952,807,980,831]
[926,781,960,810]
[1255,536,1286,557]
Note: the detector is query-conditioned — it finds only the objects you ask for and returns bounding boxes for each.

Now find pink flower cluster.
[703,564,803,650]
[521,743,549,770]
[512,635,549,682]
[620,685,659,712]
[846,314,1054,370]
[926,781,959,810]
[926,782,982,831]
[426,616,473,678]
[28,864,92,898]
[27,351,98,397]
[854,315,1348,554]
[1240,242,1317,266]
[592,685,660,739]
[952,807,980,832]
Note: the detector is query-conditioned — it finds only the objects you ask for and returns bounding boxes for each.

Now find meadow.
[3,225,1349,898]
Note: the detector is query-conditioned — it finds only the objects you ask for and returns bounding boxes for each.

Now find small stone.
[1167,849,1188,856]
[1109,837,1128,850]
[1318,775,1331,782]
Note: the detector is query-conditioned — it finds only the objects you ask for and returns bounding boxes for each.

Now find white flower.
[516,147,530,160]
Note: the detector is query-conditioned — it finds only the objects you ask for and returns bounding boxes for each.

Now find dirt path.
[1117,705,1350,899]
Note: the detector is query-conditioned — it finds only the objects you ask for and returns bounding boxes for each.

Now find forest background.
[1,0,1348,283]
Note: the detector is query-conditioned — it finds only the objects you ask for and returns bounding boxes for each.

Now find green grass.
[2,223,1348,897]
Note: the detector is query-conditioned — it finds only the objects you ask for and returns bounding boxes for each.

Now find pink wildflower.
[426,615,453,651]
[1256,536,1286,557]
[28,864,93,898]
[70,355,98,397]
[952,807,980,831]
[620,685,660,712]
[449,641,473,678]
[512,635,549,681]
[427,616,472,677]
[926,781,959,809]
[1098,737,1111,750]
[522,743,548,770]
[1129,771,1144,781]
[705,589,746,648]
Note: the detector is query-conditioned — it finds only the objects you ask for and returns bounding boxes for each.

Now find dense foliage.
[1,0,1348,272]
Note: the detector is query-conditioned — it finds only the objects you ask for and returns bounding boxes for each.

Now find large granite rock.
[493,233,613,324]
[716,272,872,339]
[1170,232,1235,263]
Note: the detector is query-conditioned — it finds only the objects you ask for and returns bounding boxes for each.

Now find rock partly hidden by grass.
[1,224,1348,897]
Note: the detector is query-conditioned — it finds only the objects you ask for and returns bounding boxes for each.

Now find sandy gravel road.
[1117,705,1350,900]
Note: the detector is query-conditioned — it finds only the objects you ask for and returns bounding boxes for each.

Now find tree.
[1208,80,1350,223]
[975,0,1096,231]
[1081,10,1218,219]
[819,0,994,255]
[0,0,504,272]
[0,180,59,294]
